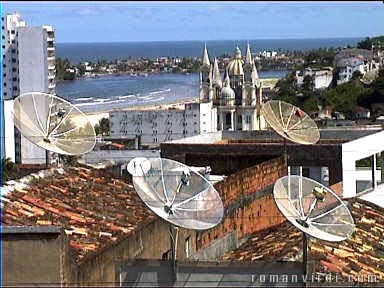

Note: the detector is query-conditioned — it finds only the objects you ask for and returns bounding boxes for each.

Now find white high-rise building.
[2,12,55,164]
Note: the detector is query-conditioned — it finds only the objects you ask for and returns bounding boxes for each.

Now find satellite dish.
[128,157,224,280]
[13,92,96,156]
[261,100,320,145]
[274,175,354,241]
[273,174,355,277]
[127,157,224,230]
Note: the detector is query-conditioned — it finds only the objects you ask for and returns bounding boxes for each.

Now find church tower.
[211,57,222,105]
[199,44,213,102]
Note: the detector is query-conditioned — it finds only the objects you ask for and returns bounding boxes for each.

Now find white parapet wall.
[342,130,384,198]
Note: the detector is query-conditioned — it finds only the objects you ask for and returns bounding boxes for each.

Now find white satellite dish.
[261,100,320,145]
[13,92,96,156]
[127,157,224,279]
[128,157,224,230]
[273,175,354,275]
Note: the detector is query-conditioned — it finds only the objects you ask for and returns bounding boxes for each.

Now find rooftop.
[164,127,383,145]
[220,197,384,282]
[1,165,156,263]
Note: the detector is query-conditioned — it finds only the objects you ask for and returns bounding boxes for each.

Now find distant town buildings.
[296,67,333,90]
[335,48,381,85]
[1,12,55,164]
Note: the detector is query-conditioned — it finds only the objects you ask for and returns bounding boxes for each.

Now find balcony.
[47,47,55,52]
[48,74,55,80]
[48,65,55,70]
[47,56,55,61]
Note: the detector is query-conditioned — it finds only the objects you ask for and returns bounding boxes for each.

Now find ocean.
[56,38,362,113]
[56,71,287,113]
[56,38,363,63]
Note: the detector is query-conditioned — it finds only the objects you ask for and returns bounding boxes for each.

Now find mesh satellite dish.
[127,157,224,230]
[273,175,354,275]
[261,100,320,145]
[127,157,224,279]
[13,92,96,157]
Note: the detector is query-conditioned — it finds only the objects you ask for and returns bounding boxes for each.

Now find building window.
[246,115,251,124]
[13,86,17,91]
[12,77,17,81]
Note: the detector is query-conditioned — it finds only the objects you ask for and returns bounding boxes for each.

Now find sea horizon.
[56,37,364,63]
[56,36,366,45]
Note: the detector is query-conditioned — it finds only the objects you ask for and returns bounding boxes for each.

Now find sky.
[2,1,384,43]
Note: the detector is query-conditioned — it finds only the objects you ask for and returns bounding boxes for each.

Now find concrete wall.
[77,219,196,286]
[342,130,384,198]
[1,226,75,286]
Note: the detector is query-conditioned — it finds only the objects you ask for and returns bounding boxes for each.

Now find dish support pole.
[169,224,179,281]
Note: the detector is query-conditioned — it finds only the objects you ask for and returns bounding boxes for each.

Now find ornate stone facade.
[199,44,266,131]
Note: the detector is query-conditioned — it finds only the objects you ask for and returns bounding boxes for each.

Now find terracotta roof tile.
[1,165,156,263]
[222,221,302,262]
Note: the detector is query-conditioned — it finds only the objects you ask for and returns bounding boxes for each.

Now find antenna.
[127,157,224,280]
[273,175,355,276]
[13,92,96,163]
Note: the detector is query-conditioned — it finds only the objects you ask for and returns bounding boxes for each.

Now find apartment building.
[1,13,55,164]
[109,102,217,146]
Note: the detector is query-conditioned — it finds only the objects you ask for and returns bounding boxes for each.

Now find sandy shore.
[82,97,199,126]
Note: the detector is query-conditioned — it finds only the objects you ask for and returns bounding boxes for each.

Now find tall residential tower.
[2,12,55,163]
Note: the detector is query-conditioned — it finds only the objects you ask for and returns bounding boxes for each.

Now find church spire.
[223,69,231,87]
[246,42,253,65]
[252,62,260,85]
[202,43,210,67]
[212,58,222,87]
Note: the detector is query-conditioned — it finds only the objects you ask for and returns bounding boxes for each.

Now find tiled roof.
[1,165,156,263]
[222,221,303,262]
[221,197,384,282]
[310,198,384,281]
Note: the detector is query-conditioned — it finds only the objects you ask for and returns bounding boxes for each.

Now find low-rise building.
[109,102,217,147]
[335,48,380,85]
[296,67,333,89]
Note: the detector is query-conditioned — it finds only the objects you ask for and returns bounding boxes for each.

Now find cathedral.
[199,44,266,131]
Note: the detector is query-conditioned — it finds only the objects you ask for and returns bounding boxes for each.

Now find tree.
[323,79,364,119]
[1,157,18,184]
[358,69,384,113]
[351,70,363,80]
[94,117,110,136]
